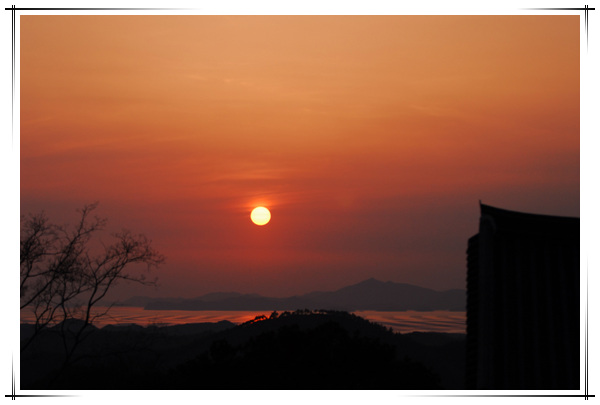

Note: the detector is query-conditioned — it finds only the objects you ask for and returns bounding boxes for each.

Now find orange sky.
[20,15,580,298]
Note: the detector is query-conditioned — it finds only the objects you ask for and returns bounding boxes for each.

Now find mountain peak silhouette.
[141,279,465,311]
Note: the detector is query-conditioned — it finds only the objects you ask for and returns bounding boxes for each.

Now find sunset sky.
[19,15,580,300]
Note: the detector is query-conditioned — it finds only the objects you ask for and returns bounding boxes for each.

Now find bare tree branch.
[20,203,164,368]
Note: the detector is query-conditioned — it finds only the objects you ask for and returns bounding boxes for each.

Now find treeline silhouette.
[22,310,464,390]
[175,319,440,389]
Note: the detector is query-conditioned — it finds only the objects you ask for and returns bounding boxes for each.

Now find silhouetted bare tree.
[20,203,164,364]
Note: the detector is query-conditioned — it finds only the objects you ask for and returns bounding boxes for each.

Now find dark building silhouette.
[466,203,579,389]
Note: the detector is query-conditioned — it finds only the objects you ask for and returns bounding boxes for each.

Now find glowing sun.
[250,206,271,226]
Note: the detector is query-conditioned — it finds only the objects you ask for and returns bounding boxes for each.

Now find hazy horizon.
[115,276,466,301]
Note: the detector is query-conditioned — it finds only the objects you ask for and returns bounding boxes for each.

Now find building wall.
[466,204,579,389]
[465,234,479,389]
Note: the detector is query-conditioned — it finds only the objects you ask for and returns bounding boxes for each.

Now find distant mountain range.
[119,278,465,311]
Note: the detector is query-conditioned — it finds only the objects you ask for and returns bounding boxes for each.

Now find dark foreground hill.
[21,310,465,390]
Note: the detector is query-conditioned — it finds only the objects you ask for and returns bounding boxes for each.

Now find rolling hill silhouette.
[137,278,464,311]
[22,310,464,389]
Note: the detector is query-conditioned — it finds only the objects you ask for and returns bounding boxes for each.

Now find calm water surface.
[21,307,465,334]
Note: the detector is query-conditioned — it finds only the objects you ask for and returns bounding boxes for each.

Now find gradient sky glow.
[20,15,580,299]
